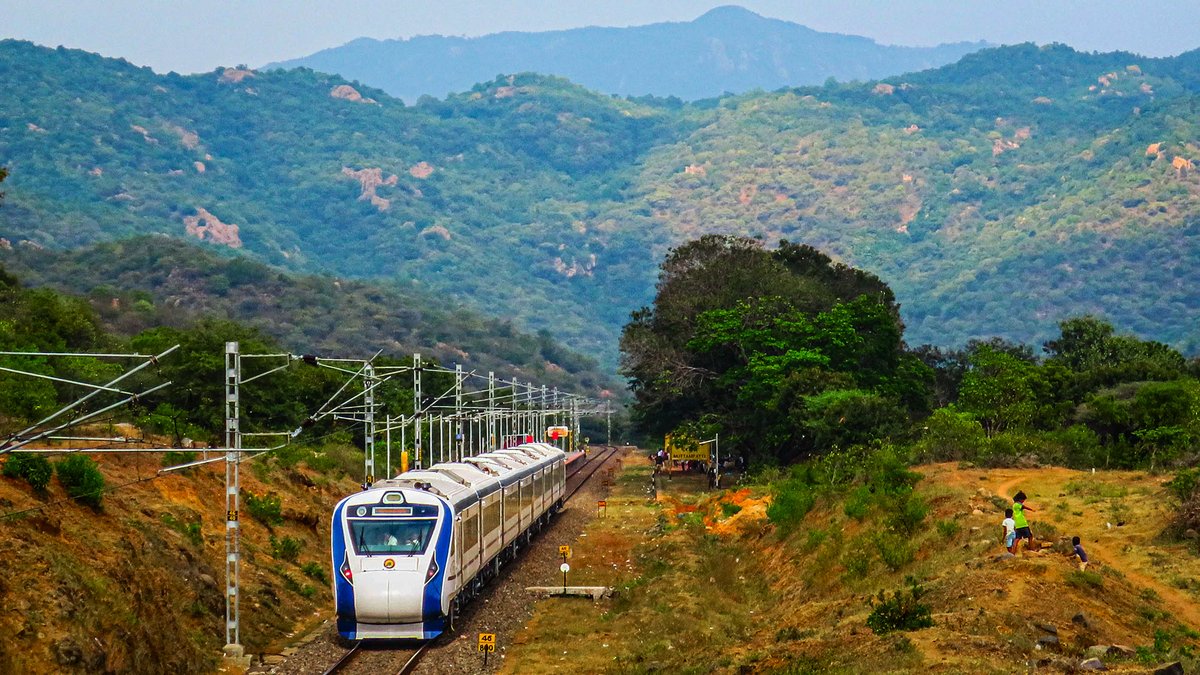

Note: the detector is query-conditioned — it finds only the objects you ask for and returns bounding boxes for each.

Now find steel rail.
[564,445,620,502]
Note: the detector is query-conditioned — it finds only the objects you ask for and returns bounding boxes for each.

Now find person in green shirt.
[1011,490,1035,553]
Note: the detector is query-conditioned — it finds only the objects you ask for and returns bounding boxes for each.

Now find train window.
[349,519,435,556]
[504,487,518,523]
[520,479,532,511]
[483,499,500,534]
[463,512,480,551]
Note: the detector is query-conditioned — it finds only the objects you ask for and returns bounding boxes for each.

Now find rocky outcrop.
[341,167,398,210]
[1173,156,1194,177]
[330,85,375,104]
[183,208,242,248]
[873,83,895,95]
[130,125,158,144]
[419,225,451,240]
[408,162,434,179]
[168,124,200,150]
[219,68,255,84]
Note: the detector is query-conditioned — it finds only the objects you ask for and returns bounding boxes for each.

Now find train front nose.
[354,557,426,623]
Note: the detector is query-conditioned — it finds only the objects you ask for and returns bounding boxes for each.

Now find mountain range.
[264,6,989,102]
[2,39,1199,369]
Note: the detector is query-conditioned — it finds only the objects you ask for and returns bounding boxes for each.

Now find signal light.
[340,553,353,585]
[425,556,439,584]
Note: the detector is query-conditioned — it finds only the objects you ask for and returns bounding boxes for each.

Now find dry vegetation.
[0,435,364,673]
[505,457,1200,673]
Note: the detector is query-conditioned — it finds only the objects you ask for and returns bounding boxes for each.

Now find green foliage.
[866,578,934,634]
[935,519,961,539]
[161,451,198,468]
[300,561,329,585]
[244,491,284,527]
[1065,570,1104,590]
[913,407,987,462]
[1168,469,1200,503]
[2,453,53,491]
[719,502,742,518]
[161,513,204,547]
[623,235,923,465]
[269,535,303,562]
[766,480,815,533]
[54,454,105,508]
[841,547,873,579]
[885,493,929,536]
[873,532,916,571]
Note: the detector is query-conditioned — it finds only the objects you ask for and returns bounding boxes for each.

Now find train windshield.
[349,519,436,556]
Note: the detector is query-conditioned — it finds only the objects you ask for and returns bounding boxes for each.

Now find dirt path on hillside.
[961,466,1200,631]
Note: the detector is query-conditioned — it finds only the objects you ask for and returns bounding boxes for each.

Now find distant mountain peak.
[695,5,766,22]
[264,9,991,102]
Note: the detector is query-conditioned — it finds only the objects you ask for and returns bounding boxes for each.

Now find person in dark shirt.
[1072,536,1089,570]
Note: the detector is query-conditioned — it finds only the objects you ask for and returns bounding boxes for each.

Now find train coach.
[330,442,567,640]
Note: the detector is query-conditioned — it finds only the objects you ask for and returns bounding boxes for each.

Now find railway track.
[564,445,621,502]
[321,640,428,675]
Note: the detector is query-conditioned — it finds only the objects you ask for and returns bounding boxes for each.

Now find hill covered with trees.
[1,40,1199,367]
[0,237,616,395]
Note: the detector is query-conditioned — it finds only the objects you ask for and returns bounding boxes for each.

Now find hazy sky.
[3,1,1197,74]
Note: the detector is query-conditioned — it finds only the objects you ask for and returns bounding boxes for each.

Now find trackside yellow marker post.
[479,632,496,665]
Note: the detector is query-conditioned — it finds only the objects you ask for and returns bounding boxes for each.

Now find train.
[330,442,567,640]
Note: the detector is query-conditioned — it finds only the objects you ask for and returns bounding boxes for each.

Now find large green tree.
[620,235,930,464]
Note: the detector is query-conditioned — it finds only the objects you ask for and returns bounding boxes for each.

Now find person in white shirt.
[1000,508,1016,553]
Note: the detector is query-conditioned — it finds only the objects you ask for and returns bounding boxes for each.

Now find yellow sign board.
[558,545,571,557]
[478,633,496,652]
[664,433,709,462]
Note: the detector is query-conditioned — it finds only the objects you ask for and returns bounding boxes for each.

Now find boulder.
[1035,622,1058,635]
[1109,645,1135,657]
[1085,645,1110,658]
[1035,635,1060,650]
[1153,663,1183,675]
[1072,612,1091,628]
[1079,658,1107,671]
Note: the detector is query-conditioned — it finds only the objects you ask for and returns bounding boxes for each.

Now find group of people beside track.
[999,490,1089,569]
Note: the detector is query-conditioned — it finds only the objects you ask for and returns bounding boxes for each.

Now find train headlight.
[424,556,439,585]
[340,552,353,585]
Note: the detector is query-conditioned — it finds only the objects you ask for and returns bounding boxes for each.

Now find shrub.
[244,491,284,526]
[767,480,815,533]
[1169,468,1200,503]
[842,547,873,579]
[874,532,915,571]
[720,502,743,518]
[1066,570,1104,590]
[886,493,929,535]
[843,485,871,520]
[301,561,329,585]
[935,519,961,539]
[162,451,197,468]
[270,535,303,562]
[2,453,53,491]
[866,577,934,634]
[55,454,105,508]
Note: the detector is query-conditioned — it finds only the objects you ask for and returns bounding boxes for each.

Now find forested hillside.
[1,40,1199,366]
[265,6,987,102]
[0,238,616,394]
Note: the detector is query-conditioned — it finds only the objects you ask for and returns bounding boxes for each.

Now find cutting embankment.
[505,457,1200,673]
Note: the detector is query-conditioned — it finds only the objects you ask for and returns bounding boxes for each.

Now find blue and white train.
[330,442,566,640]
